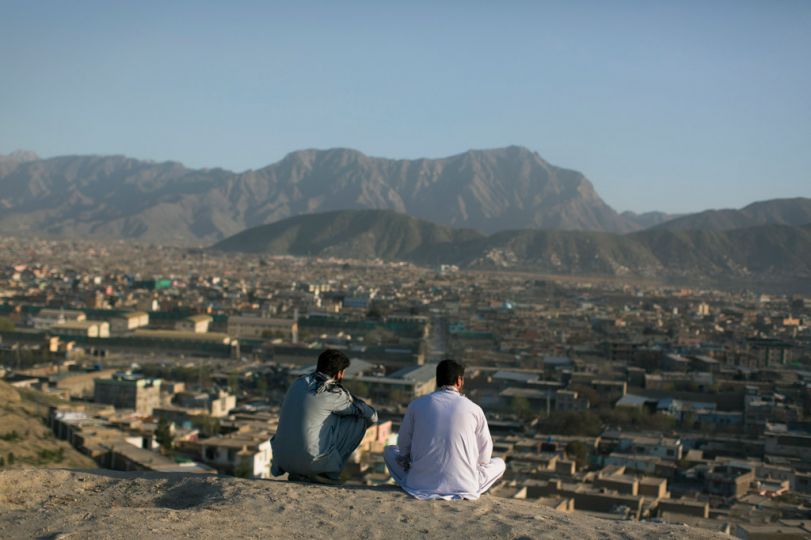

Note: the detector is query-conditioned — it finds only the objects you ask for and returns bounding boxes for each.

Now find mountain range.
[0,146,675,243]
[1,147,808,245]
[212,209,811,291]
[1,146,809,289]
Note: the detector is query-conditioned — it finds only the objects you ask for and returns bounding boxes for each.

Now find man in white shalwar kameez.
[384,359,505,500]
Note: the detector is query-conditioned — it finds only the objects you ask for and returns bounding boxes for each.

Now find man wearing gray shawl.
[271,349,378,484]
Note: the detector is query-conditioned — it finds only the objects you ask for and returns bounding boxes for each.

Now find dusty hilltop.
[0,469,723,540]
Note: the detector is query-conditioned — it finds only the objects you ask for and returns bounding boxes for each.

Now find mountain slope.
[0,147,637,244]
[653,198,811,231]
[212,209,484,262]
[212,210,811,288]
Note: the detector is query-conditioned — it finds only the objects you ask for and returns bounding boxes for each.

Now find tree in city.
[196,416,220,437]
[0,317,15,332]
[349,380,370,399]
[565,440,589,468]
[511,396,533,420]
[155,417,175,454]
[228,372,240,394]
[234,457,253,479]
[256,376,268,398]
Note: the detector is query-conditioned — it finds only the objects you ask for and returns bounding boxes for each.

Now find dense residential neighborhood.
[1,235,810,538]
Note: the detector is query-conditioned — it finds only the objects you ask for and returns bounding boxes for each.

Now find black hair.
[436,358,465,387]
[317,349,350,378]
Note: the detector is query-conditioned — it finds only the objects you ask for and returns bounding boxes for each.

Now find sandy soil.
[0,469,723,539]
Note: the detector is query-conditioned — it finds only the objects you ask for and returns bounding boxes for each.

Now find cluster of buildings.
[1,235,810,537]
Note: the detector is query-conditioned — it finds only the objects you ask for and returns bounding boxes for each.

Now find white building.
[200,436,272,479]
[175,314,212,334]
[110,311,150,334]
[52,320,110,338]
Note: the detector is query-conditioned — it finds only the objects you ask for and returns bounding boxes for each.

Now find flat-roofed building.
[657,498,709,519]
[705,464,755,498]
[227,315,298,342]
[31,308,86,329]
[175,314,212,333]
[346,363,437,406]
[639,476,668,499]
[198,435,272,479]
[52,320,110,338]
[110,311,149,334]
[94,373,161,415]
[173,390,236,418]
[133,329,231,344]
[593,474,639,495]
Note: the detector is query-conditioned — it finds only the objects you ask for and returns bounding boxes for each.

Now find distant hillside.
[653,198,811,231]
[212,210,811,289]
[0,381,95,469]
[0,147,639,244]
[212,209,484,262]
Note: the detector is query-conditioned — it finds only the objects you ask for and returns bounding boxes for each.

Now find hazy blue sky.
[1,1,809,213]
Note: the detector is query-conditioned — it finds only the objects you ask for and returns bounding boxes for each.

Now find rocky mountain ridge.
[0,147,638,243]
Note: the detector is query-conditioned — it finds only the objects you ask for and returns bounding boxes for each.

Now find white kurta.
[384,387,505,500]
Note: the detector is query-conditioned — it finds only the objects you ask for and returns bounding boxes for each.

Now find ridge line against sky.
[1,0,809,214]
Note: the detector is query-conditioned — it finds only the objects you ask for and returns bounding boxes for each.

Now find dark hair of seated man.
[317,349,351,378]
[436,358,465,387]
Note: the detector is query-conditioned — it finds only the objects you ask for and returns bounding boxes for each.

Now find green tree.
[234,457,253,479]
[228,372,240,394]
[0,317,14,332]
[155,417,175,454]
[511,396,533,420]
[195,416,220,437]
[7,452,14,465]
[566,440,589,468]
[256,376,268,397]
[349,381,370,399]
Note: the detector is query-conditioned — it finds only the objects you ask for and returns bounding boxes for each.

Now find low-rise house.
[197,435,272,479]
[705,464,755,498]
[227,315,298,341]
[173,390,236,418]
[31,308,86,329]
[94,373,161,415]
[52,320,110,338]
[110,311,149,334]
[176,314,212,333]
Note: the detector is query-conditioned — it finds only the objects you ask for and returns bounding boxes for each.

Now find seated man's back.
[271,349,377,482]
[384,359,505,500]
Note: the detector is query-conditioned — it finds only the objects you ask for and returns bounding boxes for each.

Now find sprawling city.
[3,2,811,538]
[1,234,808,537]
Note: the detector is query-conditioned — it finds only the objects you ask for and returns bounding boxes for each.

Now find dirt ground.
[0,468,724,540]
